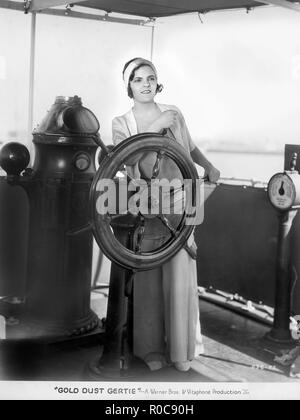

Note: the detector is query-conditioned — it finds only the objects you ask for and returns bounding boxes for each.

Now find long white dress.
[112,103,204,369]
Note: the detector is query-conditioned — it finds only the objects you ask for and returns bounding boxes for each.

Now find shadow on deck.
[0,290,299,384]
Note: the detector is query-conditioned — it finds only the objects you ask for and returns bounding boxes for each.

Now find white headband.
[123,58,158,90]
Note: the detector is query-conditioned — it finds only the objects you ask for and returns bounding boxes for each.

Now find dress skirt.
[132,220,204,369]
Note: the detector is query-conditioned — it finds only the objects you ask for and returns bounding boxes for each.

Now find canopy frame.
[25,0,300,16]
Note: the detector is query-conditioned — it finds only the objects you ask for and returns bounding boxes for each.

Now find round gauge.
[74,153,90,171]
[268,173,296,210]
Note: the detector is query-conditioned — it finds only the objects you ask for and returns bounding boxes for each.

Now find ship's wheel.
[90,133,199,271]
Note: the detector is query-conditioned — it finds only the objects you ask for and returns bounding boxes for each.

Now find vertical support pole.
[0,315,6,339]
[150,24,155,62]
[88,218,147,379]
[267,209,298,344]
[89,224,132,377]
[27,12,36,149]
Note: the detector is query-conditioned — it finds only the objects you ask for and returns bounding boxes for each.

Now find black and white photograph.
[1,0,300,403]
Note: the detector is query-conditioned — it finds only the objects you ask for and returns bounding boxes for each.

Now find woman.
[112,57,220,372]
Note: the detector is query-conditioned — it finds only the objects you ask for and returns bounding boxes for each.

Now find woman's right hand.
[204,165,221,183]
[150,110,178,132]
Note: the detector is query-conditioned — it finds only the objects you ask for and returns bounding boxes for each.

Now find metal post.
[267,209,298,344]
[150,25,155,62]
[88,219,147,379]
[27,12,36,148]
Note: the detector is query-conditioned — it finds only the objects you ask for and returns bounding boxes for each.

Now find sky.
[1,5,300,157]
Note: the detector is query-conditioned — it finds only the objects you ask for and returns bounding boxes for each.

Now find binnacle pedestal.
[0,96,104,340]
[88,216,148,379]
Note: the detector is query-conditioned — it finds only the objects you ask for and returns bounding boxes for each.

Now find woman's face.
[130,65,158,103]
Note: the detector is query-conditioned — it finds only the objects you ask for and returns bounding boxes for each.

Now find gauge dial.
[268,173,296,210]
[74,153,90,171]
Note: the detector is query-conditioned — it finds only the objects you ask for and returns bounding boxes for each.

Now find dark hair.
[123,58,163,99]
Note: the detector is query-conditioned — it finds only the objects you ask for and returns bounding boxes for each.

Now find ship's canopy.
[72,0,264,17]
[2,0,300,19]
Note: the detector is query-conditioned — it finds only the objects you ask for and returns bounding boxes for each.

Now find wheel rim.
[90,133,199,271]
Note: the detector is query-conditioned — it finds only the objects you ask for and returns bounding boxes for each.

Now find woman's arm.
[147,110,178,133]
[191,146,220,183]
[175,108,221,183]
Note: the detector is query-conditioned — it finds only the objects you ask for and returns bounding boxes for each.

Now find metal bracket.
[24,0,31,14]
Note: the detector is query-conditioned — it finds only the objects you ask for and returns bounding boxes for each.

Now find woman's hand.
[190,147,220,183]
[149,110,178,132]
[204,165,221,183]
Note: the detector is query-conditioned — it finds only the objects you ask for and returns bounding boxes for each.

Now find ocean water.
[205,151,285,184]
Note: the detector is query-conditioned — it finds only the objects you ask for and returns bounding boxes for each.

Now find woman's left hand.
[204,165,221,183]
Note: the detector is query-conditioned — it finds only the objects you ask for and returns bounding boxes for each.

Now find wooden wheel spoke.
[151,151,164,179]
[158,214,179,237]
[133,216,146,254]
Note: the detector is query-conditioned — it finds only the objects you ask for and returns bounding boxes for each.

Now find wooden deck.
[0,289,299,385]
